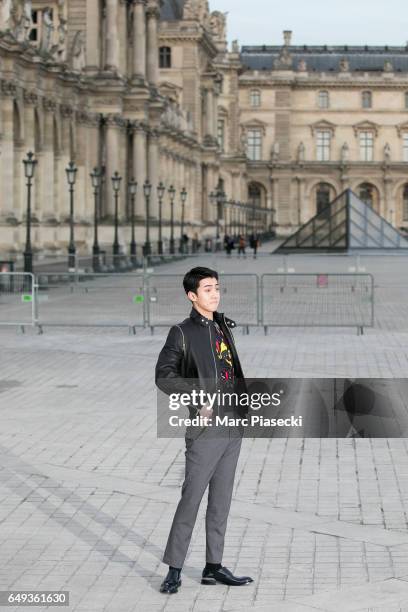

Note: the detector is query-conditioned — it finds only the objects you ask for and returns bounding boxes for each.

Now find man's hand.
[198,402,213,424]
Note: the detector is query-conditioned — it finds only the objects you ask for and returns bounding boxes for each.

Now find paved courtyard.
[1,241,408,611]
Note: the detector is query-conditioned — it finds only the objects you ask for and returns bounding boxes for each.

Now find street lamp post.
[215,180,225,251]
[66,161,77,270]
[111,171,122,269]
[179,187,187,254]
[157,181,165,255]
[22,151,37,274]
[143,179,152,256]
[168,185,176,255]
[90,167,101,272]
[128,178,138,266]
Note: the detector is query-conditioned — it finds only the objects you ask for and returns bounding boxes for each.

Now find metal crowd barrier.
[261,273,374,335]
[35,272,145,334]
[146,273,259,333]
[0,271,375,335]
[0,273,37,330]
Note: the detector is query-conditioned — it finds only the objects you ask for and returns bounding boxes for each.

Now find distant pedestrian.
[249,233,259,259]
[237,235,246,258]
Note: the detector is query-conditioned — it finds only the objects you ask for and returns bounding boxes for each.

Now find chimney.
[283,30,292,46]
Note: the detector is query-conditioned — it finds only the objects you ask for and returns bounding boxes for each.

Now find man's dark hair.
[183,267,219,296]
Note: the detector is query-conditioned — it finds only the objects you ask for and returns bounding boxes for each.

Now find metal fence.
[0,270,375,335]
[35,272,145,333]
[146,273,259,332]
[0,273,37,329]
[261,273,374,335]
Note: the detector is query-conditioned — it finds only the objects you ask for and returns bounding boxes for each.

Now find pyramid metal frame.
[276,188,408,253]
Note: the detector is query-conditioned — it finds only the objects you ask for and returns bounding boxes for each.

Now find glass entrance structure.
[276,189,408,252]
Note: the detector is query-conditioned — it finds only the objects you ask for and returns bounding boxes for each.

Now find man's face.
[188,277,220,312]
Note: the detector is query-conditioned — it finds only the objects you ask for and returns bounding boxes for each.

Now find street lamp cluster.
[21,150,189,273]
[209,180,271,251]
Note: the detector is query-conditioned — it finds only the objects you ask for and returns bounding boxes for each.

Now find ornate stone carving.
[297,141,305,163]
[69,30,86,71]
[231,39,239,53]
[384,60,393,72]
[297,58,307,72]
[209,10,226,41]
[60,103,73,118]
[339,57,349,72]
[1,79,17,97]
[384,142,391,162]
[183,0,209,24]
[39,6,54,53]
[43,97,57,112]
[341,142,349,163]
[23,89,38,105]
[271,141,280,162]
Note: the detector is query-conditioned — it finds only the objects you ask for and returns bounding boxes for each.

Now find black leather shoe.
[160,568,182,594]
[201,565,253,586]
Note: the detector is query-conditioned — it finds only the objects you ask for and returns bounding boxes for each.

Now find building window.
[318,91,329,109]
[403,185,408,221]
[247,128,262,160]
[405,92,408,109]
[359,183,374,207]
[250,90,261,107]
[359,131,374,161]
[29,9,39,41]
[159,46,171,69]
[403,134,408,161]
[316,183,332,217]
[362,91,372,109]
[217,119,225,152]
[316,130,331,161]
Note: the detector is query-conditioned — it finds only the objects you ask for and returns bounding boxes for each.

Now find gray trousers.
[162,429,242,568]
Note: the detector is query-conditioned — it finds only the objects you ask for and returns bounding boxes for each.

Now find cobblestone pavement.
[1,242,408,611]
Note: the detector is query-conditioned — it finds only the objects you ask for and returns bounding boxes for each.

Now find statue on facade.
[0,0,12,31]
[384,142,391,163]
[239,130,247,155]
[39,6,53,53]
[209,10,227,41]
[384,60,393,72]
[274,46,292,69]
[183,0,209,24]
[297,58,307,72]
[70,30,85,71]
[339,57,349,72]
[297,141,305,163]
[231,39,239,53]
[341,142,349,163]
[271,141,280,162]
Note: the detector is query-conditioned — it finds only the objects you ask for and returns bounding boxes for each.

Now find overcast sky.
[210,0,408,47]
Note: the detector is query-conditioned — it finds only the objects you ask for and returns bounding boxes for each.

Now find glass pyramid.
[277,189,408,252]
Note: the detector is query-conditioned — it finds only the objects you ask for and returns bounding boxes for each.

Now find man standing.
[155,267,253,594]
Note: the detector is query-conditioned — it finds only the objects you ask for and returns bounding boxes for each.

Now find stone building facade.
[1,0,408,257]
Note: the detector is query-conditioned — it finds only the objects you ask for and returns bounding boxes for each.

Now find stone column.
[41,98,57,221]
[133,0,147,80]
[383,176,392,220]
[296,176,305,225]
[105,0,119,71]
[270,176,279,227]
[105,115,124,217]
[0,82,17,221]
[132,122,147,218]
[146,5,160,87]
[206,88,214,139]
[85,1,100,70]
[147,128,159,217]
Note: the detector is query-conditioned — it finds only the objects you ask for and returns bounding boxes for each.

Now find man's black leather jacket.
[155,306,248,422]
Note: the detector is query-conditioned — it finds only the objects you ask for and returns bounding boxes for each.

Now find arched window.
[318,90,329,109]
[316,183,333,217]
[159,46,171,69]
[362,90,372,109]
[250,89,261,107]
[403,184,408,221]
[248,183,262,224]
[359,183,374,207]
